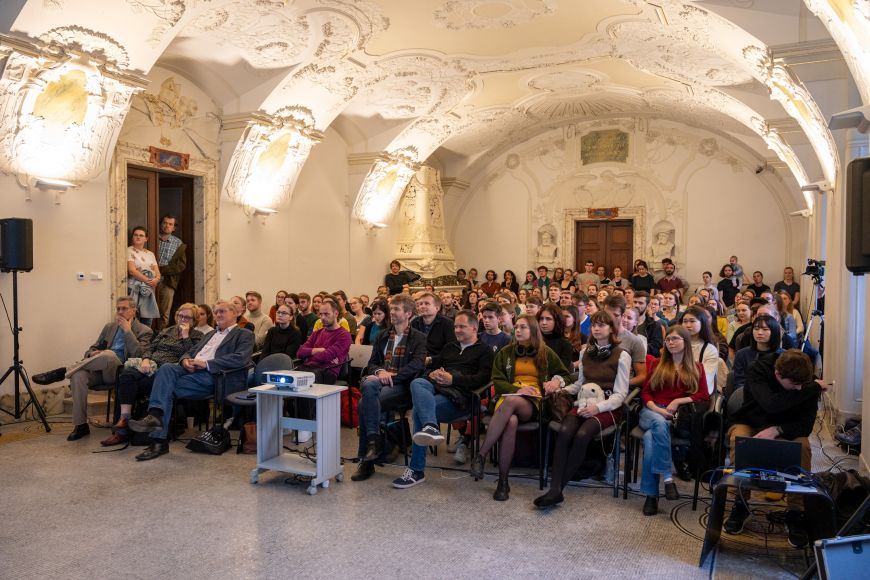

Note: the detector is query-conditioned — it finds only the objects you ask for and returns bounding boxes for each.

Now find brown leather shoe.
[100,432,129,446]
[111,417,128,433]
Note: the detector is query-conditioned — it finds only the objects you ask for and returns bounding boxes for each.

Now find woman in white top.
[679,305,719,395]
[621,307,647,354]
[127,226,160,322]
[195,304,214,334]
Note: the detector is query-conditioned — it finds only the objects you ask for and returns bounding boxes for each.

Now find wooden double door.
[575,220,633,275]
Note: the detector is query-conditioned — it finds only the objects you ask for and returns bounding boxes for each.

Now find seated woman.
[732,314,782,392]
[470,315,570,501]
[538,303,574,370]
[502,269,520,295]
[561,305,586,369]
[630,260,656,294]
[268,290,288,323]
[195,303,214,334]
[621,307,646,354]
[230,295,255,331]
[560,269,576,292]
[521,271,537,291]
[283,293,309,338]
[660,291,680,326]
[680,306,720,396]
[638,324,709,515]
[261,304,302,359]
[355,299,389,345]
[534,310,631,508]
[101,303,203,446]
[778,290,804,337]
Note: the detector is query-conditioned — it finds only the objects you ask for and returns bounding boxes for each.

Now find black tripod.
[0,270,51,432]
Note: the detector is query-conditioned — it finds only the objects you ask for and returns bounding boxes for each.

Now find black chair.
[478,398,547,490]
[91,366,123,423]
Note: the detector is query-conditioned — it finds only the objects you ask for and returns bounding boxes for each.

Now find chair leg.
[612,427,621,498]
[105,389,113,423]
[538,424,544,491]
[543,427,552,488]
[446,423,452,446]
[623,434,631,499]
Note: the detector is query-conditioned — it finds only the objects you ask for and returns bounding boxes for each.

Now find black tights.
[547,414,603,491]
[479,397,533,478]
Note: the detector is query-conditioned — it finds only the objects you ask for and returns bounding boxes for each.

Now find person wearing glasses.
[128,300,255,460]
[100,303,204,446]
[65,296,154,442]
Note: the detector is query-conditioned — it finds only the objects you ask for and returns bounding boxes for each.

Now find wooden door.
[575,220,633,276]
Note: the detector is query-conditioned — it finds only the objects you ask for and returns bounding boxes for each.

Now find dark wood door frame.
[575,219,634,276]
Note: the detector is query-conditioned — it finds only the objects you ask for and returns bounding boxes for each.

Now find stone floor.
[0,404,856,580]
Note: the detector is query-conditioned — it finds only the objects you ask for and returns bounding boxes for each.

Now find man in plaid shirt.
[156,215,187,328]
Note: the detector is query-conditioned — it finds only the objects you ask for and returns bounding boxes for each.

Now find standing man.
[655,259,689,300]
[156,214,187,329]
[576,260,600,290]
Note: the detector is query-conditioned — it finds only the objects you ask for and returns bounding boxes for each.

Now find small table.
[248,384,347,495]
[699,474,837,567]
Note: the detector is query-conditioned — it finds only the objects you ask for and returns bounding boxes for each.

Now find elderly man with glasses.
[65,296,154,442]
[99,303,204,447]
[129,300,255,460]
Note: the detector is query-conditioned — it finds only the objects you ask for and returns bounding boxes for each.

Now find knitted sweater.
[143,326,204,366]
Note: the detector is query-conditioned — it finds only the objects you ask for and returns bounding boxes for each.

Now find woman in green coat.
[470,314,570,501]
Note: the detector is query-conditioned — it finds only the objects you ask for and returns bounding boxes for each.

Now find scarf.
[383,325,410,372]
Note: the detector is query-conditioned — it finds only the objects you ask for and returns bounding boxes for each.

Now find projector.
[263,370,315,391]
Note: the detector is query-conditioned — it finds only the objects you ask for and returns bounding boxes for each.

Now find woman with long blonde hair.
[638,324,709,515]
[471,314,570,501]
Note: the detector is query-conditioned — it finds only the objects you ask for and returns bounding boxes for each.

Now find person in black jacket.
[633,291,665,357]
[384,259,421,295]
[723,349,824,547]
[386,310,495,488]
[537,302,574,370]
[352,293,427,482]
[261,304,302,359]
[411,291,456,360]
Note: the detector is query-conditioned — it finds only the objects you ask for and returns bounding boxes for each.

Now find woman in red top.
[638,324,708,516]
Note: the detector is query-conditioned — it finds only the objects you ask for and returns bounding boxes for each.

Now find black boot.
[493,476,510,501]
[643,496,659,516]
[351,461,375,482]
[362,434,382,463]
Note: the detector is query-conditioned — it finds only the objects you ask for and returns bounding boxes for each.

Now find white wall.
[445,118,805,290]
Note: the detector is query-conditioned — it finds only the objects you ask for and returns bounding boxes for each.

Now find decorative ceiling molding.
[432,0,558,31]
[803,0,870,104]
[770,38,844,64]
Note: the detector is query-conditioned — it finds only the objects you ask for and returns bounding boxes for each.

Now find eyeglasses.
[664,336,684,343]
[176,314,194,321]
[276,311,291,316]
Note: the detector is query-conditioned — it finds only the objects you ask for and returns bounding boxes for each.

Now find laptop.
[733,436,803,473]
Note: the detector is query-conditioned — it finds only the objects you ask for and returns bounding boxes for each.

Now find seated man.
[723,349,823,547]
[439,290,458,319]
[101,303,203,446]
[295,300,352,384]
[66,296,153,441]
[244,291,273,349]
[388,310,495,488]
[478,300,511,353]
[411,291,456,359]
[352,293,427,481]
[128,300,254,460]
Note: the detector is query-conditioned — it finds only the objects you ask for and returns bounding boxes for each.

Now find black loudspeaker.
[846,157,870,274]
[0,218,33,272]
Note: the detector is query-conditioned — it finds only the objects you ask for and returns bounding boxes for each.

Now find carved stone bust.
[535,225,558,266]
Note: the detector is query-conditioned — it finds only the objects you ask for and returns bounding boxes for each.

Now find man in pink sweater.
[296,300,352,384]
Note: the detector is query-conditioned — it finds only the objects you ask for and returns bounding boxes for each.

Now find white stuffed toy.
[575,383,606,409]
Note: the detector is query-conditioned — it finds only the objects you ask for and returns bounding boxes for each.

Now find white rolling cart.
[248,384,347,495]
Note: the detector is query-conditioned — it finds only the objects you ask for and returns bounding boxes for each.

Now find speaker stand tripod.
[0,270,50,432]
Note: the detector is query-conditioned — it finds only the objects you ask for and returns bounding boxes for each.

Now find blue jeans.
[409,378,467,472]
[639,406,674,497]
[147,363,215,441]
[357,377,409,457]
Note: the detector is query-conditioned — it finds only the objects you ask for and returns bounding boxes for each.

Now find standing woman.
[480,270,501,297]
[638,324,708,515]
[471,315,570,501]
[521,270,537,291]
[717,264,741,308]
[127,226,161,324]
[534,310,631,507]
[355,299,389,345]
[630,260,656,294]
[774,266,801,308]
[502,270,520,295]
[679,305,719,395]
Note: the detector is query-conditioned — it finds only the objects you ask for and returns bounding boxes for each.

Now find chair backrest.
[725,387,744,419]
[253,353,294,385]
[715,358,729,393]
[348,344,373,370]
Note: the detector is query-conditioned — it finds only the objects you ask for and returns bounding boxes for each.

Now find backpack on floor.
[341,387,360,428]
[186,424,231,455]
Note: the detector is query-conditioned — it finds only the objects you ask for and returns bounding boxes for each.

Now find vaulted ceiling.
[1,0,864,220]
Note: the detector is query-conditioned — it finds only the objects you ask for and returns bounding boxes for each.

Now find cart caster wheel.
[336,472,344,482]
[322,480,329,489]
[307,485,317,496]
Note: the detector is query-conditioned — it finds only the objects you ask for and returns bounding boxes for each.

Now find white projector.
[263,370,315,391]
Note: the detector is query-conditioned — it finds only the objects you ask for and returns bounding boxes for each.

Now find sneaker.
[454,442,468,464]
[724,502,751,535]
[835,425,862,447]
[412,424,445,446]
[391,468,425,489]
[786,510,809,548]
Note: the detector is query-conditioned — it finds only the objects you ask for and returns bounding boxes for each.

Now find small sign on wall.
[588,207,619,219]
[149,146,189,171]
[581,129,629,164]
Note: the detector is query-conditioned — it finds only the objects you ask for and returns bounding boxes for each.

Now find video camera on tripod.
[803,258,825,284]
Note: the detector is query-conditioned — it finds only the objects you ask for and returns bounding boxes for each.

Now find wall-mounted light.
[27,176,76,203]
[224,107,322,215]
[352,148,421,228]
